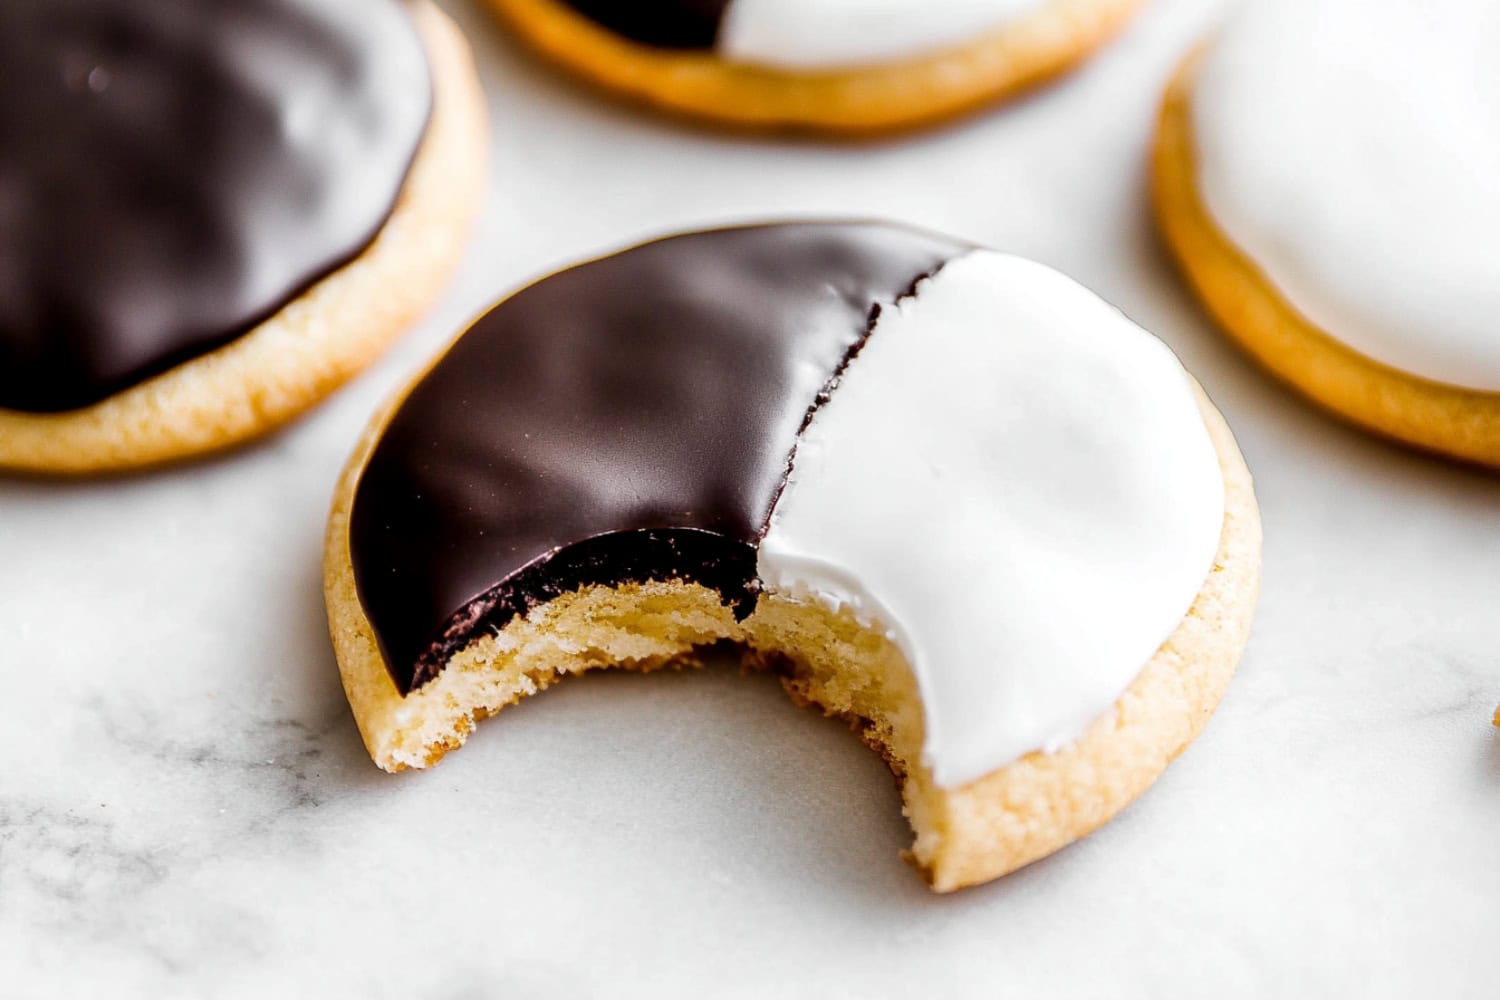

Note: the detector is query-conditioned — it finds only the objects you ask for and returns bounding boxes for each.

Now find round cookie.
[323,222,1262,892]
[1152,0,1500,468]
[487,0,1145,134]
[0,0,488,474]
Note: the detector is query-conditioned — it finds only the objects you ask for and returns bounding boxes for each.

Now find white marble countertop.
[3,1,1497,996]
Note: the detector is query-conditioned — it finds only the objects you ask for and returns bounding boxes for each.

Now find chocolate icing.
[348,223,968,693]
[559,0,730,49]
[0,0,431,414]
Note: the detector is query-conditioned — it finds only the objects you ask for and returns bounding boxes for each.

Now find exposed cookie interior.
[383,581,947,871]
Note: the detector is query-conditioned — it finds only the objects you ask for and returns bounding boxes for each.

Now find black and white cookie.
[324,222,1261,891]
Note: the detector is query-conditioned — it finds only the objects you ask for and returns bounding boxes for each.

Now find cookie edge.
[486,0,1144,135]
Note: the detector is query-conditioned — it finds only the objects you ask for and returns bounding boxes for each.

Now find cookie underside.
[486,0,1144,134]
[0,2,487,474]
[1152,53,1500,469]
[326,384,1259,892]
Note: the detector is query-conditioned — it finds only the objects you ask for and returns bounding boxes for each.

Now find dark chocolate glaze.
[348,223,968,693]
[0,0,431,413]
[559,0,730,49]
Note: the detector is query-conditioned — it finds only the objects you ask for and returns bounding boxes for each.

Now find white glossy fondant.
[1191,0,1500,392]
[758,251,1225,789]
[718,0,1047,71]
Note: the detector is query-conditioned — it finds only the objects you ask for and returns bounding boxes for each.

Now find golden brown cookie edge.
[487,0,1145,135]
[1151,52,1500,470]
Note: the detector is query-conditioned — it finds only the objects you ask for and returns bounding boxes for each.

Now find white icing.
[718,0,1047,71]
[758,251,1225,789]
[1190,0,1500,392]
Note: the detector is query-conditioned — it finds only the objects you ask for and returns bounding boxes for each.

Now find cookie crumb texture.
[486,0,1144,134]
[0,2,487,474]
[326,390,1259,893]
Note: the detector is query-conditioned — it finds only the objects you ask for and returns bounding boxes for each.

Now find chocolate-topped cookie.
[0,0,488,473]
[324,222,1262,892]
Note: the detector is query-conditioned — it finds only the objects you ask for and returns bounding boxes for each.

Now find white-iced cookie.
[1154,0,1500,467]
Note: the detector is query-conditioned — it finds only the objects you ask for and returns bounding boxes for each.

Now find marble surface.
[2,0,1497,996]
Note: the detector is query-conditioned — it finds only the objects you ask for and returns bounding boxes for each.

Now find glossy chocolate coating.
[348,223,967,693]
[559,0,730,49]
[0,0,431,413]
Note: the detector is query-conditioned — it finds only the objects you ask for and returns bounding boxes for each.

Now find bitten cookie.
[324,222,1262,892]
[0,0,488,474]
[1152,0,1500,468]
[486,0,1144,134]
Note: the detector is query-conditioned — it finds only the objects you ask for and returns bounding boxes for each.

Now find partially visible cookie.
[486,0,1144,134]
[1152,0,1500,468]
[325,223,1261,892]
[0,0,488,474]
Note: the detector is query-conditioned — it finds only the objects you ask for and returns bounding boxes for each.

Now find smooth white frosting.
[1190,0,1500,392]
[758,251,1225,789]
[718,0,1047,71]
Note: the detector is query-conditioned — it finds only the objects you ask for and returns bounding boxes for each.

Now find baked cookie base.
[1152,54,1500,469]
[325,378,1260,893]
[487,0,1144,135]
[0,2,488,475]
